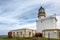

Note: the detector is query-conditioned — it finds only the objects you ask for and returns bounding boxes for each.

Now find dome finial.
[40,6,43,9]
[39,6,44,11]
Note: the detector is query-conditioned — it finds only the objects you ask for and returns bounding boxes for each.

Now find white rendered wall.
[12,30,25,37]
[43,31,57,38]
[36,17,57,33]
[11,29,36,37]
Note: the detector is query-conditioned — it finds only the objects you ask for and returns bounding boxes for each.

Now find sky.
[0,0,60,35]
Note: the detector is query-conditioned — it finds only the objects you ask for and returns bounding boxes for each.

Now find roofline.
[9,28,36,32]
[37,15,57,21]
[42,29,60,32]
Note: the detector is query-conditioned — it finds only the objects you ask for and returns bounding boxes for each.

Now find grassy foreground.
[0,37,60,40]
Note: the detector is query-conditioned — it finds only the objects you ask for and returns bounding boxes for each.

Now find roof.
[42,29,60,32]
[10,28,36,32]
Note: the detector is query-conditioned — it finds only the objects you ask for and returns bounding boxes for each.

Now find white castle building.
[36,7,60,38]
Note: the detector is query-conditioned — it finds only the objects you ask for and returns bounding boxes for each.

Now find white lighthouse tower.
[36,6,57,33]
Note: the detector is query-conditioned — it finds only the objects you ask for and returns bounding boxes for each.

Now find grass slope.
[0,37,60,40]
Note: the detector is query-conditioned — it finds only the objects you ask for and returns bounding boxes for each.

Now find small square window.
[41,21,42,23]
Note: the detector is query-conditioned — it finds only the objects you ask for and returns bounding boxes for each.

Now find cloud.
[0,0,60,35]
[0,22,36,35]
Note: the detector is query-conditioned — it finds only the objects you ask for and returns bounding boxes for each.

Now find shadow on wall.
[34,33,42,37]
[8,32,12,38]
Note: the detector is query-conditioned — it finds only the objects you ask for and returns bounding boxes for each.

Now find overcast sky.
[0,0,60,35]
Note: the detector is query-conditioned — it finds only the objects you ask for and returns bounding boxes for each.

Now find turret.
[38,6,46,18]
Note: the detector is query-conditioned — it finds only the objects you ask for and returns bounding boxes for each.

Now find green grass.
[0,37,60,40]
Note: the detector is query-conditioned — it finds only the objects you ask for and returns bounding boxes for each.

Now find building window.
[17,32,18,35]
[29,32,31,36]
[13,32,15,37]
[20,32,22,35]
[59,32,60,38]
[41,21,42,23]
